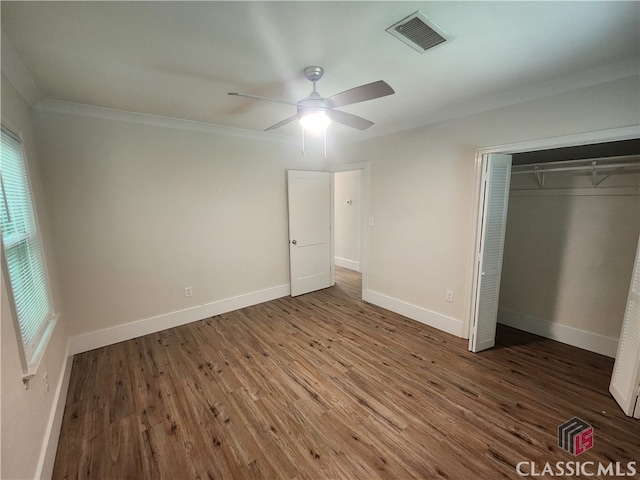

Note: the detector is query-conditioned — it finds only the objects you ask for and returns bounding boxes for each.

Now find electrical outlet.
[368,217,374,226]
[43,372,50,395]
[184,287,193,298]
[446,290,454,302]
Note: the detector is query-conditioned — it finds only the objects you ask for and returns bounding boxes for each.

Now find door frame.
[465,125,640,341]
[325,161,371,299]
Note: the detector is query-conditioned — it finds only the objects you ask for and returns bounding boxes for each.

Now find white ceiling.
[2,1,639,141]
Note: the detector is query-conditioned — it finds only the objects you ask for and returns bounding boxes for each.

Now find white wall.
[498,168,640,356]
[2,66,638,478]
[328,76,640,337]
[32,108,324,342]
[334,170,361,271]
[1,76,70,480]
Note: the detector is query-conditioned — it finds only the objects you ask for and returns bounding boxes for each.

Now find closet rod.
[512,154,639,170]
[512,161,640,175]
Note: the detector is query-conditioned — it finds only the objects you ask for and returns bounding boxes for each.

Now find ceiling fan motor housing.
[296,93,332,120]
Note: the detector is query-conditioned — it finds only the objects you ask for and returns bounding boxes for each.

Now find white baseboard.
[364,289,465,337]
[35,341,73,480]
[69,284,290,355]
[335,257,360,272]
[498,308,619,358]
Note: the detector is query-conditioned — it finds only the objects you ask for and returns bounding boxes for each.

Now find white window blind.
[1,126,55,372]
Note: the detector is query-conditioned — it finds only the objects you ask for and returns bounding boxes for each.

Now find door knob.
[292,240,297,245]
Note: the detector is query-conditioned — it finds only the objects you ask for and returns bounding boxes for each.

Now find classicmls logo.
[515,417,636,476]
[558,417,594,456]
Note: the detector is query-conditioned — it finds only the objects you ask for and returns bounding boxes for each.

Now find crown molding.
[339,57,640,146]
[2,31,295,143]
[33,99,300,144]
[21,55,640,146]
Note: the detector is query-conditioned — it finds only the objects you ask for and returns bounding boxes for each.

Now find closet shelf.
[511,155,640,188]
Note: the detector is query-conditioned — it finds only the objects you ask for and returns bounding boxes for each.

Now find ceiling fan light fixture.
[299,110,331,134]
[229,65,394,140]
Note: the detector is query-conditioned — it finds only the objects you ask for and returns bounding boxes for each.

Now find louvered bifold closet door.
[610,236,640,418]
[470,154,512,353]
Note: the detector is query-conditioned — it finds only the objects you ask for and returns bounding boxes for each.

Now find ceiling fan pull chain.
[323,128,327,160]
[301,127,306,156]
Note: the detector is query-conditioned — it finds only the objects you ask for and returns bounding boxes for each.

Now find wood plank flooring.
[53,267,639,479]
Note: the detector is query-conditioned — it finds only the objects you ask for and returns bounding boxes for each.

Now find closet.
[497,142,640,358]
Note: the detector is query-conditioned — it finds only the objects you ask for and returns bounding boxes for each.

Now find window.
[1,125,56,378]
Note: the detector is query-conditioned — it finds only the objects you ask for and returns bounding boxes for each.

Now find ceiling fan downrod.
[304,66,324,94]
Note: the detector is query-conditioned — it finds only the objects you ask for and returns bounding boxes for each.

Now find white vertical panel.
[470,154,512,352]
[287,170,332,297]
[610,235,640,417]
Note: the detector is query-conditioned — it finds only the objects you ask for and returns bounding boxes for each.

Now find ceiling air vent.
[386,11,451,54]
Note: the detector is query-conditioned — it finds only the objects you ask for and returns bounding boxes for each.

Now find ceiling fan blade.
[265,115,298,131]
[328,81,394,108]
[228,92,297,106]
[330,110,374,130]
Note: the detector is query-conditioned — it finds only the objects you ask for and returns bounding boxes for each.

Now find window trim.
[0,123,58,383]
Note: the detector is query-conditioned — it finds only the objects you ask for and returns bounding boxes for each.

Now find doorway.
[334,169,362,273]
[466,126,640,417]
[467,128,640,351]
[498,149,640,356]
[326,161,371,299]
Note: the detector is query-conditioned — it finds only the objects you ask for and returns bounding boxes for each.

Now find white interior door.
[287,170,333,297]
[469,154,512,352]
[610,235,640,418]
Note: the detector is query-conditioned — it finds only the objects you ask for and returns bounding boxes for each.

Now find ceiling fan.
[228,66,395,134]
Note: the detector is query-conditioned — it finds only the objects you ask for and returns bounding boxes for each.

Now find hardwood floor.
[53,267,639,479]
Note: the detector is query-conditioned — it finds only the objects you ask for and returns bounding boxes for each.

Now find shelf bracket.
[534,166,545,188]
[591,161,598,188]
